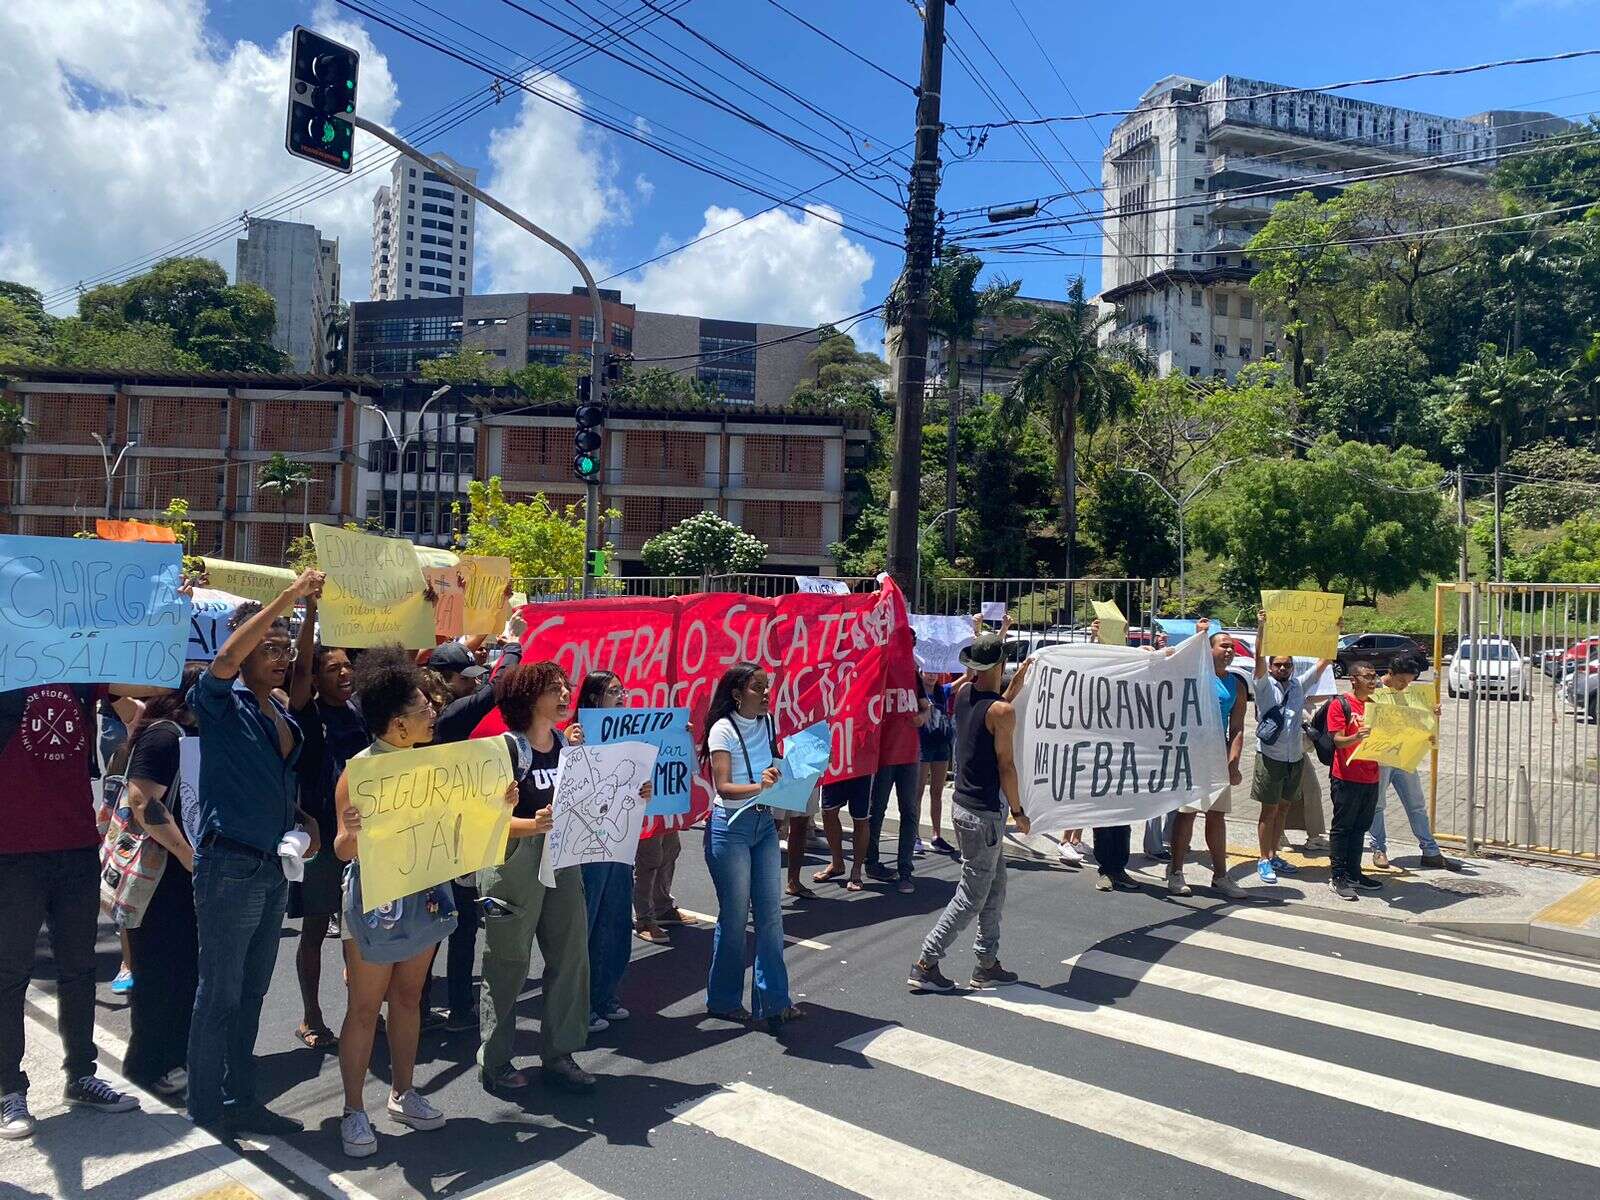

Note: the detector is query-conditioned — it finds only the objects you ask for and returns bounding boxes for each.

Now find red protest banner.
[474,579,919,829]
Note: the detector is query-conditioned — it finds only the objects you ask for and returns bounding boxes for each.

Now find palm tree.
[257,451,314,562]
[998,278,1145,578]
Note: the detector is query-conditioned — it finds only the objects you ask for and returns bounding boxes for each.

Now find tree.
[452,476,603,581]
[1308,330,1433,446]
[1334,180,1486,334]
[46,316,203,372]
[419,345,509,386]
[1505,513,1600,584]
[642,510,768,576]
[257,451,314,552]
[1441,344,1559,471]
[0,398,28,449]
[1081,465,1179,580]
[0,282,53,366]
[1247,192,1358,389]
[1502,440,1600,528]
[806,328,890,391]
[998,278,1141,576]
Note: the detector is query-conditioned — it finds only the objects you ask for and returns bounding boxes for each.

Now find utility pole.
[1457,465,1470,640]
[1492,464,1504,582]
[885,0,946,591]
[90,433,136,519]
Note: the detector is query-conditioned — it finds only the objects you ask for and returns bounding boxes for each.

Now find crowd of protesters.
[0,568,1446,1152]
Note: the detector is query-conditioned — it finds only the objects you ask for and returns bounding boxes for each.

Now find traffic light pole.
[347,114,607,598]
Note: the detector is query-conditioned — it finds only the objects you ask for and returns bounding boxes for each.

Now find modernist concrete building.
[234,218,340,373]
[370,152,478,301]
[1096,74,1571,379]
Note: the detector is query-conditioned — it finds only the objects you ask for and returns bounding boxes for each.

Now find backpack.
[1306,696,1352,767]
[98,720,183,930]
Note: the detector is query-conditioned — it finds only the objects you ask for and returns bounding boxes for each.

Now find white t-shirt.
[707,712,775,800]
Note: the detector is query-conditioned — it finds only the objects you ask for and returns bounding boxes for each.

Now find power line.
[760,0,918,93]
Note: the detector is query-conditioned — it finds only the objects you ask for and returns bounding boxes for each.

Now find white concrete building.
[1097,75,1571,380]
[370,152,478,301]
[234,218,340,373]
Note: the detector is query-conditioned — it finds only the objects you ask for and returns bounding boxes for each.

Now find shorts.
[1252,755,1304,807]
[1180,783,1233,815]
[821,775,872,821]
[288,842,343,919]
[919,737,952,765]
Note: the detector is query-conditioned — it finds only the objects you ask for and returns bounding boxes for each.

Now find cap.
[959,632,1008,670]
[430,641,487,678]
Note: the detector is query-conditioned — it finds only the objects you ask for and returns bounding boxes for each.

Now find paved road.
[8,829,1600,1200]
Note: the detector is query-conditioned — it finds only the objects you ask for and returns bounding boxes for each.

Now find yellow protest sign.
[346,737,516,912]
[312,523,436,648]
[1351,687,1437,772]
[198,557,298,605]
[461,555,512,636]
[1092,599,1127,646]
[424,566,465,639]
[1261,589,1344,659]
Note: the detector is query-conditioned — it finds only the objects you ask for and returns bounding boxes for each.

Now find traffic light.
[574,373,604,482]
[285,27,359,173]
[587,549,608,578]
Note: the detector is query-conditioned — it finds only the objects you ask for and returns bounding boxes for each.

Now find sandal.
[845,878,864,893]
[811,866,846,884]
[636,925,671,944]
[785,881,816,898]
[295,1022,338,1052]
[766,1005,806,1032]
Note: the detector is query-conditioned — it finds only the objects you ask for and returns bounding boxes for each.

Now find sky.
[1,0,1596,354]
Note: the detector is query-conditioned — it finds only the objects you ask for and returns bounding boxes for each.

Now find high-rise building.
[370,152,478,301]
[234,218,340,373]
[1096,75,1571,379]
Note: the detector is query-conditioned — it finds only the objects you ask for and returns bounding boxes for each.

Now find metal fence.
[1430,582,1600,865]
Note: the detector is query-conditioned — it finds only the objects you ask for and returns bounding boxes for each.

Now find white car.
[1446,638,1527,700]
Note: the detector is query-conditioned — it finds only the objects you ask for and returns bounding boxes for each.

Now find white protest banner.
[1011,633,1228,834]
[910,614,973,674]
[185,588,246,662]
[795,576,850,595]
[540,741,657,886]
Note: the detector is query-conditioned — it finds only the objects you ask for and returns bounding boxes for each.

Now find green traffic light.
[341,149,351,161]
[320,120,336,145]
[577,455,597,475]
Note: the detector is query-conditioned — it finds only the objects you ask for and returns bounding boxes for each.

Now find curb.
[1410,916,1600,961]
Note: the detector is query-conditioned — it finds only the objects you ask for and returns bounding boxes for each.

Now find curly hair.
[493,660,569,731]
[352,645,428,737]
[226,600,289,634]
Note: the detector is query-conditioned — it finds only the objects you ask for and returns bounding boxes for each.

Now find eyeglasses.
[259,643,298,663]
[401,700,437,719]
[1269,661,1294,670]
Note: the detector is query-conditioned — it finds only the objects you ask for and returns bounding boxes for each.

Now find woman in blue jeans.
[701,663,802,1034]
[567,671,652,1034]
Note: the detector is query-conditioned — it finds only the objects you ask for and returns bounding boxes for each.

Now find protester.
[1327,662,1385,900]
[478,661,594,1094]
[633,822,690,944]
[1091,824,1143,893]
[908,631,1031,992]
[566,671,653,1033]
[702,663,802,1033]
[864,659,930,893]
[188,569,324,1136]
[919,670,958,857]
[286,601,366,1054]
[1,674,150,1139]
[815,774,873,891]
[1167,624,1248,899]
[1250,610,1334,885]
[120,665,207,1099]
[1370,653,1460,871]
[100,702,138,998]
[333,648,492,1157]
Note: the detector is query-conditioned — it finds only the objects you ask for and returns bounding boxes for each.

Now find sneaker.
[930,836,957,856]
[1211,875,1249,899]
[0,1092,33,1140]
[1148,847,1172,862]
[1095,874,1113,892]
[587,1014,611,1034]
[540,1054,597,1093]
[1330,878,1358,901]
[1354,874,1385,891]
[1057,840,1083,866]
[328,915,342,939]
[864,863,896,882]
[1165,869,1192,897]
[1302,835,1331,853]
[154,1068,188,1097]
[419,1007,448,1033]
[444,1008,478,1033]
[907,959,955,992]
[341,1109,377,1158]
[913,837,926,855]
[1109,873,1144,893]
[387,1088,445,1132]
[1370,850,1391,870]
[1270,856,1300,876]
[110,967,134,996]
[64,1076,138,1113]
[970,960,1020,989]
[1420,854,1463,871]
[657,908,699,926]
[896,877,914,894]
[1256,859,1278,884]
[602,1003,630,1022]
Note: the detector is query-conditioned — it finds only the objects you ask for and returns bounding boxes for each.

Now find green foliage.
[419,345,510,386]
[152,497,199,555]
[0,283,53,366]
[451,476,605,581]
[1248,192,1358,386]
[1494,118,1600,210]
[953,398,1058,577]
[807,329,889,391]
[642,509,767,575]
[1439,344,1560,469]
[1308,330,1434,446]
[1504,513,1600,584]
[46,316,204,371]
[0,398,28,448]
[1081,465,1178,580]
[1502,440,1600,527]
[610,364,710,408]
[507,362,576,406]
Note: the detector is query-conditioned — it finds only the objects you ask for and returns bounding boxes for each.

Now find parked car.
[1549,637,1600,681]
[1537,647,1570,677]
[1446,637,1528,700]
[1334,632,1428,678]
[1561,660,1599,713]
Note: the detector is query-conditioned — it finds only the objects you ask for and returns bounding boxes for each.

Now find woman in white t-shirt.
[700,663,802,1033]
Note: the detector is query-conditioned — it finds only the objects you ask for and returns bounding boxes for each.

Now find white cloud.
[0,0,399,309]
[623,204,877,326]
[475,81,628,294]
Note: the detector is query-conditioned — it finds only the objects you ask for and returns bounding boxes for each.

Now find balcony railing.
[735,471,825,491]
[616,466,708,488]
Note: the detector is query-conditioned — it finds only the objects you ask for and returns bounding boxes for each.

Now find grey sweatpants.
[919,807,1007,966]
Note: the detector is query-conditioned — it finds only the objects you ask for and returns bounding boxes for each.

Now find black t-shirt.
[124,721,190,827]
[514,733,562,819]
[295,698,369,833]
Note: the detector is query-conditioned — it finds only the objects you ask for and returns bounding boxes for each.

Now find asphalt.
[6,828,1600,1200]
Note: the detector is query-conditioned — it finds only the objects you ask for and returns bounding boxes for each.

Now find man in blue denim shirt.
[188,568,323,1136]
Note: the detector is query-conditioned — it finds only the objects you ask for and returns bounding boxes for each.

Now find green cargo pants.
[477,834,589,1076]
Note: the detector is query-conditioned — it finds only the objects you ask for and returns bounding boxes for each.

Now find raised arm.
[1254,610,1269,679]
[287,596,319,710]
[211,569,323,681]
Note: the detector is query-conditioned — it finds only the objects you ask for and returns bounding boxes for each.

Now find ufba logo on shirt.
[527,767,559,792]
[18,686,89,763]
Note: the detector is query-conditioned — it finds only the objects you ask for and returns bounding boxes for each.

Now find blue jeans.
[867,760,921,879]
[1370,767,1439,858]
[582,861,634,1018]
[703,805,790,1019]
[188,843,287,1124]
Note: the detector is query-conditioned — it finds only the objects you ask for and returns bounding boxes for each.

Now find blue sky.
[2,0,1595,347]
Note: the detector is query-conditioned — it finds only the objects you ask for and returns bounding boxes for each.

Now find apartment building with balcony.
[1097,74,1571,380]
[0,366,381,564]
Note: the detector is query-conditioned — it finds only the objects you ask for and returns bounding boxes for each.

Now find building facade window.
[529,312,573,337]
[527,345,572,367]
[699,334,755,365]
[697,366,755,402]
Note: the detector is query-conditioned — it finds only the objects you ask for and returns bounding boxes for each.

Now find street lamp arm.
[362,403,403,451]
[1118,466,1179,509]
[1182,458,1241,507]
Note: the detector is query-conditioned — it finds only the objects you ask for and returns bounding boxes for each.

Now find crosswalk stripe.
[842,1025,1472,1200]
[969,984,1600,1170]
[456,1162,622,1200]
[675,908,831,950]
[1141,925,1600,1032]
[671,1081,1045,1199]
[1063,949,1600,1089]
[1211,906,1600,989]
[1426,931,1600,972]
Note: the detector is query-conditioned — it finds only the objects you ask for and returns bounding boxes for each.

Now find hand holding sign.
[1260,590,1343,659]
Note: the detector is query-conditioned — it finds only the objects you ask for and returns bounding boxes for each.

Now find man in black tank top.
[908,630,1031,993]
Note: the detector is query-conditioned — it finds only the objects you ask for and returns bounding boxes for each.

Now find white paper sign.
[795,576,850,595]
[910,614,974,674]
[540,741,658,885]
[979,601,1007,623]
[1011,634,1228,833]
[179,737,203,848]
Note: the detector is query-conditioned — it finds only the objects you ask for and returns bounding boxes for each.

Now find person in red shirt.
[1326,662,1382,900]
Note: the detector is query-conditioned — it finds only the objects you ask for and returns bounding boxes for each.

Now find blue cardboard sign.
[763,720,831,813]
[0,535,189,689]
[577,706,695,816]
